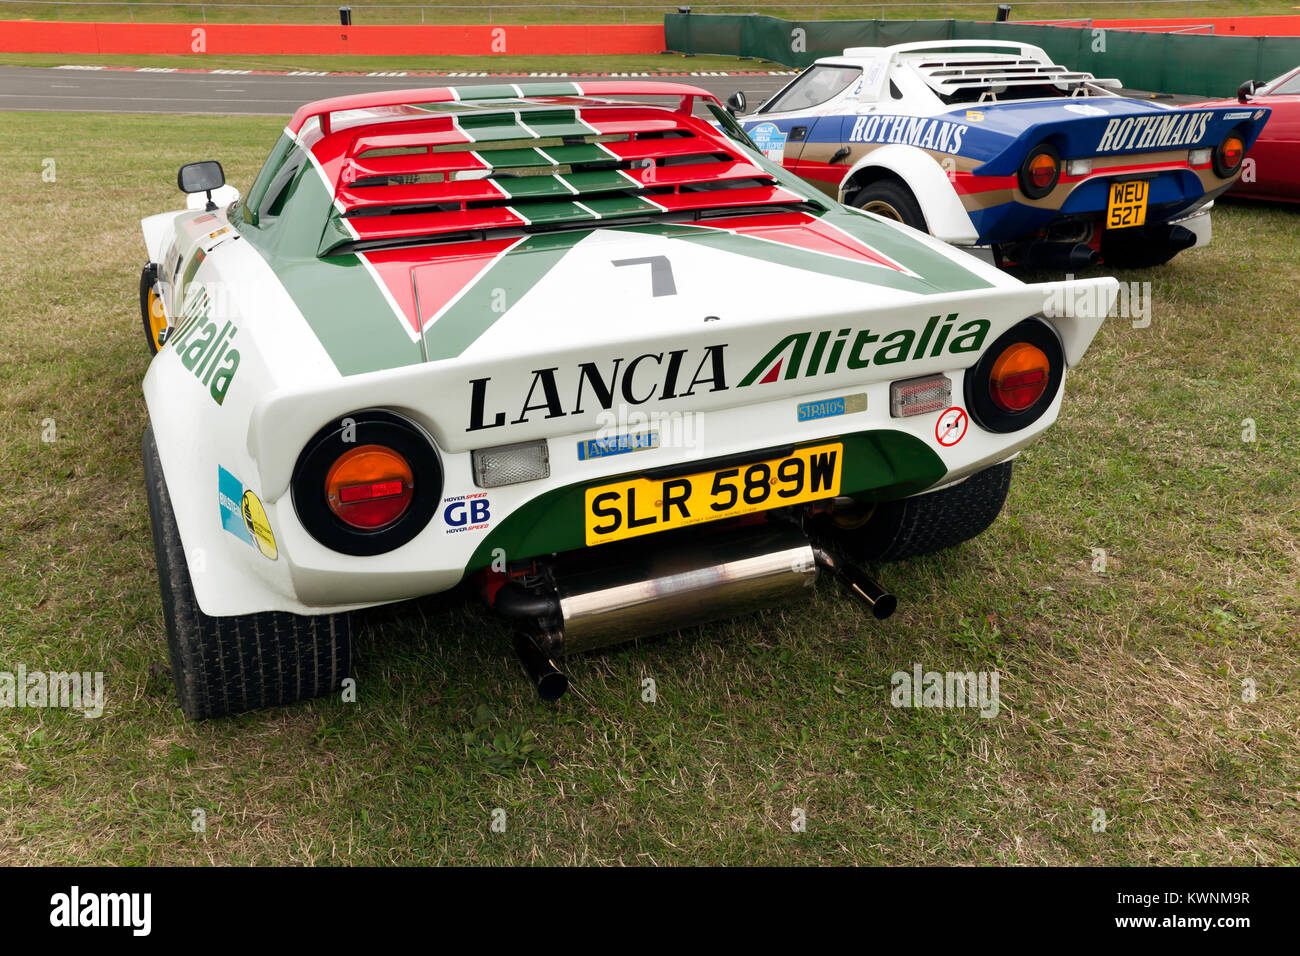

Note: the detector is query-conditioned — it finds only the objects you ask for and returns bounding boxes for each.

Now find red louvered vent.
[295,83,817,255]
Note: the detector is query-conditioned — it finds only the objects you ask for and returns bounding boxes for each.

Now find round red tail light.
[989,342,1051,411]
[325,444,414,530]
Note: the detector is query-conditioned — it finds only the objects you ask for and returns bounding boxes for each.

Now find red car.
[1202,67,1300,202]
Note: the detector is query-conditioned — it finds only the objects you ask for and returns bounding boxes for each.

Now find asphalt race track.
[0,64,792,115]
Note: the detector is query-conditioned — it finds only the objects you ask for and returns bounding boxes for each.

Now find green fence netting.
[664,13,1300,98]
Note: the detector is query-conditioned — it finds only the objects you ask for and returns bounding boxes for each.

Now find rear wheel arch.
[838,145,979,244]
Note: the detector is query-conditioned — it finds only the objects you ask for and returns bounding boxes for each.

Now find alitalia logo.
[466,313,988,431]
[738,313,988,386]
[166,284,241,405]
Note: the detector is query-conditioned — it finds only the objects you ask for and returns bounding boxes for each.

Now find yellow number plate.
[584,443,843,546]
[1106,179,1148,229]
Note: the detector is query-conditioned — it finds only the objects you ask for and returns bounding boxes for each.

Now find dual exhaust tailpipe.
[494,522,895,700]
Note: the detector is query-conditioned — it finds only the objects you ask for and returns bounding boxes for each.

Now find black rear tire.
[848,179,928,232]
[143,425,352,720]
[830,460,1014,562]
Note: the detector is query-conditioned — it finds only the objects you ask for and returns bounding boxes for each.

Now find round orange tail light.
[325,444,414,529]
[1214,132,1245,177]
[1027,153,1057,189]
[989,342,1051,412]
[1019,144,1061,199]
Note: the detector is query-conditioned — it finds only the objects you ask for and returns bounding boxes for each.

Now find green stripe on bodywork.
[466,429,947,572]
[238,144,424,376]
[422,230,589,361]
[624,218,992,296]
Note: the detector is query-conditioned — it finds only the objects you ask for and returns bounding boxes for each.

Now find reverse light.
[890,374,952,418]
[1212,132,1245,178]
[472,439,550,488]
[988,343,1051,412]
[325,444,414,529]
[1019,144,1061,199]
[1065,158,1092,177]
[1188,147,1212,166]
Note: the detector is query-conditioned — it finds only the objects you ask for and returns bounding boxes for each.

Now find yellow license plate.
[584,443,843,546]
[1106,179,1148,229]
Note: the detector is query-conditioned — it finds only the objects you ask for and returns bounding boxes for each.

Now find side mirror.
[1237,79,1261,103]
[726,91,747,116]
[177,161,225,211]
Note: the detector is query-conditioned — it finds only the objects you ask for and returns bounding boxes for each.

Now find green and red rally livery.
[139,82,1116,718]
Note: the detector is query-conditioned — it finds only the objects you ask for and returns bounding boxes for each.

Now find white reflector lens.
[1066,158,1092,177]
[1188,147,1212,166]
[472,440,550,488]
[890,374,952,418]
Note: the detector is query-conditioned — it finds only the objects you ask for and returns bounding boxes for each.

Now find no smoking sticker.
[936,406,968,447]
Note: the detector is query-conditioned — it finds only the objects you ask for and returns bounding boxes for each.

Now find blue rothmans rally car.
[729,41,1269,268]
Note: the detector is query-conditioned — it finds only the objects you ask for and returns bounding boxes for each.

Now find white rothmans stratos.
[138,82,1117,718]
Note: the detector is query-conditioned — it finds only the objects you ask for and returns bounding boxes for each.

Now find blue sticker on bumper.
[577,431,660,461]
[218,466,254,546]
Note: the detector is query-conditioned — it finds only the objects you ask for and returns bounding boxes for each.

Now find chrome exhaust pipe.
[491,523,897,699]
[556,524,817,654]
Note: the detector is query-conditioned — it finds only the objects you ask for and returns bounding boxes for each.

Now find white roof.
[827,40,1121,94]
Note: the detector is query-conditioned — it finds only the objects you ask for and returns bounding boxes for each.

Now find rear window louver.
[316,100,811,255]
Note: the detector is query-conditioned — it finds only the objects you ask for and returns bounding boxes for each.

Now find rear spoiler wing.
[288,81,722,136]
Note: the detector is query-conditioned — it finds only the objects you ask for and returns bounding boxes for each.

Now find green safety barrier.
[664,13,1300,98]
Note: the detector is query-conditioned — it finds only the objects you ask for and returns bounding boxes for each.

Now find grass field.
[0,109,1297,865]
[0,0,1293,25]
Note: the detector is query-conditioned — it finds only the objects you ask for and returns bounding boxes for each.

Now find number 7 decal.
[612,255,677,297]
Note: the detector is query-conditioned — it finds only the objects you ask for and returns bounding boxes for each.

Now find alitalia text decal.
[167,285,241,405]
[466,313,988,431]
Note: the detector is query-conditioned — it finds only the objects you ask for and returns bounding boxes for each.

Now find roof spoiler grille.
[298,85,813,256]
[910,55,1121,97]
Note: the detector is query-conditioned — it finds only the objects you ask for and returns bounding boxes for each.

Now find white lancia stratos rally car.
[138,82,1116,719]
[730,41,1268,269]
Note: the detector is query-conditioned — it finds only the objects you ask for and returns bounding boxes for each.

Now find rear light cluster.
[293,411,442,556]
[964,319,1064,433]
[1019,144,1061,200]
[1212,131,1246,178]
